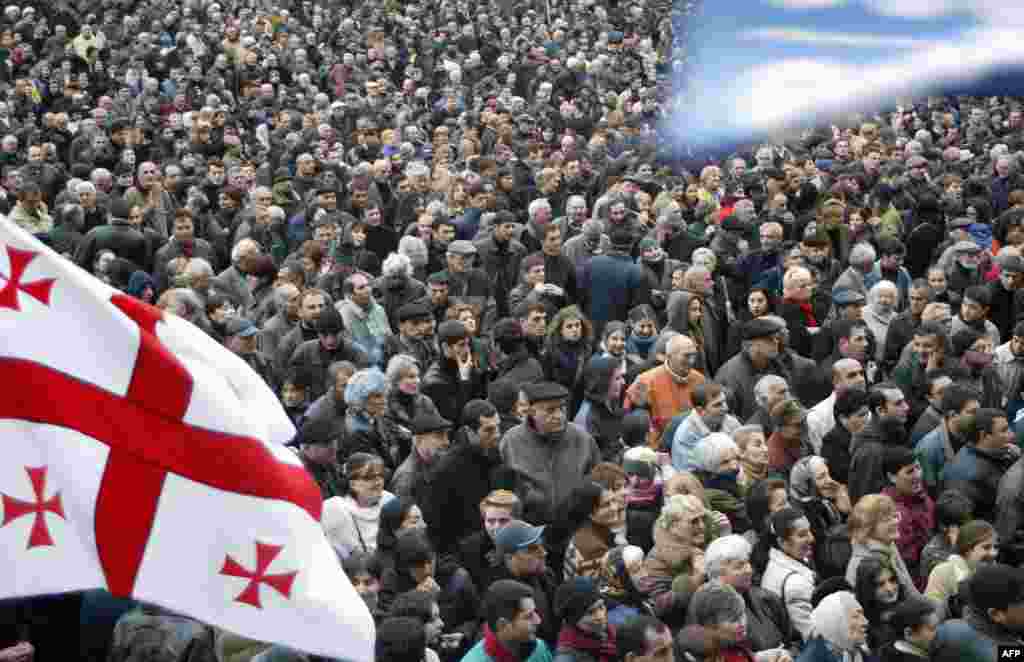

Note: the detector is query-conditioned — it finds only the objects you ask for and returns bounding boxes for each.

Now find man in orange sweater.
[625,334,706,446]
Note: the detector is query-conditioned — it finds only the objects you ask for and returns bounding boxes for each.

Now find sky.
[666,0,1024,152]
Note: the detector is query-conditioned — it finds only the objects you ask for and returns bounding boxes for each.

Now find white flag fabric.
[0,217,375,662]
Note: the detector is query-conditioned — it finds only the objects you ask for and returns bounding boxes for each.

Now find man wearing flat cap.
[382,300,439,371]
[389,409,452,502]
[500,381,601,525]
[422,320,487,423]
[714,318,791,422]
[441,239,495,323]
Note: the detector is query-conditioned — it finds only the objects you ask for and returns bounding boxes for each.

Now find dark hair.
[747,478,788,576]
[914,321,948,340]
[963,285,992,307]
[462,398,498,427]
[375,617,426,662]
[834,388,869,419]
[866,382,903,416]
[940,382,981,416]
[390,590,437,624]
[888,597,938,633]
[377,497,419,562]
[934,489,974,530]
[488,378,521,416]
[973,407,1007,439]
[692,382,724,409]
[878,238,906,257]
[854,557,902,616]
[484,580,535,631]
[394,529,435,575]
[340,452,386,495]
[560,481,606,539]
[833,319,868,343]
[342,551,383,580]
[616,615,667,659]
[883,447,917,477]
[768,507,811,547]
[955,520,997,556]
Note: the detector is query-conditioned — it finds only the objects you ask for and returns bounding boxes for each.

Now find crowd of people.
[7,0,1024,661]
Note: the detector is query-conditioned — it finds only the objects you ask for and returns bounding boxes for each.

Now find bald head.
[831,358,865,391]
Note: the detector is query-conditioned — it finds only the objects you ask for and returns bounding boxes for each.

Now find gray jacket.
[500,420,601,525]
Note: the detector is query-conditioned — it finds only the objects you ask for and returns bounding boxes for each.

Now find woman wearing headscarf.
[665,289,708,374]
[863,281,899,367]
[343,368,405,471]
[762,508,818,642]
[690,433,753,535]
[574,355,627,462]
[626,305,660,368]
[789,457,852,565]
[385,354,441,458]
[636,494,709,628]
[796,592,872,662]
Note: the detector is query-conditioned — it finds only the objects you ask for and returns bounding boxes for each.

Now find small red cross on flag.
[0,218,375,661]
[221,542,298,609]
[2,466,65,548]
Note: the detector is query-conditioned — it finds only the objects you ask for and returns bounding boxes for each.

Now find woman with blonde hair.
[846,494,922,602]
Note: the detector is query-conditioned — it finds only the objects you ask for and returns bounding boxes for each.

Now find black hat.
[410,410,452,435]
[437,320,468,343]
[743,318,781,340]
[316,307,345,335]
[521,381,569,404]
[397,301,432,323]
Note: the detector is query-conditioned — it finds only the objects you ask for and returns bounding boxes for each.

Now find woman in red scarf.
[553,577,618,662]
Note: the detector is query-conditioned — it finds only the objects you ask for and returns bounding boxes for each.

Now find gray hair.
[754,375,788,408]
[385,354,419,385]
[185,258,213,278]
[849,242,877,266]
[692,432,739,473]
[691,582,746,627]
[75,181,96,195]
[382,252,413,278]
[868,279,898,304]
[704,534,752,580]
[528,198,552,219]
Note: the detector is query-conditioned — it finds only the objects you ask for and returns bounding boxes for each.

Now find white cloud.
[673,25,1024,144]
[738,27,933,48]
[764,0,845,8]
[734,26,1023,131]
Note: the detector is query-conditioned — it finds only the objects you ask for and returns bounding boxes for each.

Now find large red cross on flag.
[0,218,374,662]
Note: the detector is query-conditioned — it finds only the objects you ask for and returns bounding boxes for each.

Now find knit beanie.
[555,577,601,627]
[623,446,658,479]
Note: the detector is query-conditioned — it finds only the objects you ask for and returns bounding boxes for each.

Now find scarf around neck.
[556,625,617,662]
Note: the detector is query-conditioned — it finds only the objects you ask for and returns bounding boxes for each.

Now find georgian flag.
[0,217,374,662]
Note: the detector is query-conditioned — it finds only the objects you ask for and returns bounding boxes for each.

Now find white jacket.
[761,547,816,641]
